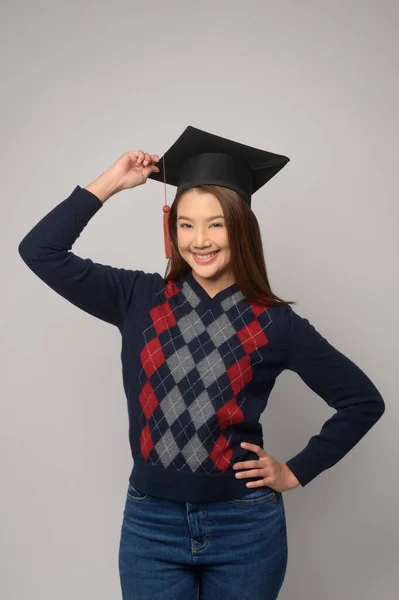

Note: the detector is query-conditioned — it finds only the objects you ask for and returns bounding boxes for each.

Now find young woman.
[18,126,385,600]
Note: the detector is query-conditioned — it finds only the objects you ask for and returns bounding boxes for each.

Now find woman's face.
[176,189,234,286]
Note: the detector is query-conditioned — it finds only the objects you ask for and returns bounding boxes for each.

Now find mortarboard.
[148,125,290,258]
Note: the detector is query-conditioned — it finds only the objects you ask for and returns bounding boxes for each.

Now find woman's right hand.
[85,151,161,203]
[110,150,160,191]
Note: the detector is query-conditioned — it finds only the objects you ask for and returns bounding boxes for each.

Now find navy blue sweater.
[18,185,385,502]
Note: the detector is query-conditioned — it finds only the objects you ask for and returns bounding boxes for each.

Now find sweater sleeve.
[282,305,385,487]
[18,185,152,329]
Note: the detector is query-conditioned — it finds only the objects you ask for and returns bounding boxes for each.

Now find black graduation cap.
[148,125,290,206]
[148,125,290,258]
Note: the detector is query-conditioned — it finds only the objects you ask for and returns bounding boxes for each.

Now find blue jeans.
[118,482,288,600]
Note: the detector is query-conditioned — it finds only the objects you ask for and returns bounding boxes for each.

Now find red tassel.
[163,204,172,258]
[161,154,172,259]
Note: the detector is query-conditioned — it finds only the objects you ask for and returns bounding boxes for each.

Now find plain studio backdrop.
[1,1,398,598]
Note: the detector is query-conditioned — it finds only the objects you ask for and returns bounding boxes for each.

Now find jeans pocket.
[126,482,150,503]
[228,485,277,505]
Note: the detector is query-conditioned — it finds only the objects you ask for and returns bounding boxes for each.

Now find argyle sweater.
[18,185,386,502]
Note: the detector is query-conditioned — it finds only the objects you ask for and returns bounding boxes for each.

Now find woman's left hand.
[232,442,300,492]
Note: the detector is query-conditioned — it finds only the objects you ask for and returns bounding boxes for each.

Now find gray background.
[2,0,398,598]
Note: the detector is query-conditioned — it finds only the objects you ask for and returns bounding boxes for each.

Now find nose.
[192,227,211,247]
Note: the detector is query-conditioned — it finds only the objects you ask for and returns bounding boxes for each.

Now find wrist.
[85,169,121,203]
[284,464,300,488]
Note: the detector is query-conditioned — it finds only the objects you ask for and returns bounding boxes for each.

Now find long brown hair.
[163,185,296,307]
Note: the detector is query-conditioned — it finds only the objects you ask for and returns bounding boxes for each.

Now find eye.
[179,223,224,228]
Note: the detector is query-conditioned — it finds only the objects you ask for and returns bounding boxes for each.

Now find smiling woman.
[175,188,235,297]
[18,125,385,600]
[164,182,296,307]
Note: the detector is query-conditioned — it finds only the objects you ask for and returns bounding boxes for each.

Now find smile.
[191,251,220,263]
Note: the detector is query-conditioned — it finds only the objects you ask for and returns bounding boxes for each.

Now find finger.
[233,460,259,470]
[151,154,160,163]
[135,150,145,164]
[245,480,268,488]
[143,152,151,166]
[128,151,144,164]
[241,442,268,457]
[235,468,265,479]
[240,442,261,452]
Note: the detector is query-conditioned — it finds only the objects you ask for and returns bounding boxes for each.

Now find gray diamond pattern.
[140,276,269,474]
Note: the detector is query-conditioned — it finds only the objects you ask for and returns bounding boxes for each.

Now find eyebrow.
[177,215,225,221]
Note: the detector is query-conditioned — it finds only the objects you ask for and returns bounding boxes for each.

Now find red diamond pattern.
[137,279,272,472]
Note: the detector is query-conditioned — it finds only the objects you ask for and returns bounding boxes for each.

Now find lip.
[191,250,220,264]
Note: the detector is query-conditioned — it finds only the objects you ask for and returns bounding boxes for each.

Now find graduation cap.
[148,125,290,258]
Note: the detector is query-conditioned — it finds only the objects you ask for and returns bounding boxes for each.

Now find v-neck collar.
[177,269,240,306]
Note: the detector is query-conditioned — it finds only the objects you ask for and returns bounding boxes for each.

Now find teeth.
[194,252,217,259]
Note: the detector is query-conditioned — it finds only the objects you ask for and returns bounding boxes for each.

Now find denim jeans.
[118,481,288,600]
